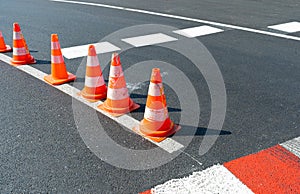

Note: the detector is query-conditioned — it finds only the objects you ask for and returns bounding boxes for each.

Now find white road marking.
[61,42,121,59]
[280,136,300,158]
[173,25,224,38]
[152,164,253,194]
[150,137,300,193]
[0,54,184,154]
[268,21,300,33]
[50,0,300,42]
[122,33,177,47]
[0,53,12,64]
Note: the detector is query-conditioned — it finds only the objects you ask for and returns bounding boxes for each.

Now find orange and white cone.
[134,68,180,142]
[0,31,12,53]
[79,45,107,101]
[10,22,36,65]
[44,34,76,85]
[98,53,139,116]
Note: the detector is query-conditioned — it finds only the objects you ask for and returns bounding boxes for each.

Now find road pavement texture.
[0,0,299,193]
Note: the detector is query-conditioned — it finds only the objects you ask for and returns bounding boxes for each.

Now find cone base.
[133,122,181,143]
[98,98,140,117]
[44,72,76,85]
[11,55,36,66]
[79,90,107,102]
[0,45,12,53]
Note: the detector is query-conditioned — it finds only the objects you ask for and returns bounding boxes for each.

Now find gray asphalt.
[0,0,299,193]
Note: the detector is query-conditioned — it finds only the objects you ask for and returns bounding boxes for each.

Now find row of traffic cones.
[1,22,180,142]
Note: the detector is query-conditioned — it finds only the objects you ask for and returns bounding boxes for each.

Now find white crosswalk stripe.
[268,21,300,33]
[61,42,121,59]
[173,25,224,38]
[122,33,177,47]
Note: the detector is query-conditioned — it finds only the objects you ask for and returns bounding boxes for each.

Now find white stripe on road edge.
[173,25,224,38]
[0,53,12,64]
[280,136,300,158]
[61,42,121,59]
[268,21,300,33]
[0,54,184,154]
[152,164,253,194]
[50,0,300,42]
[122,33,177,47]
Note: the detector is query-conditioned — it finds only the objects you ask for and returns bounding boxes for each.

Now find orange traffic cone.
[10,22,36,65]
[134,68,180,142]
[44,34,76,85]
[0,31,12,53]
[98,53,139,116]
[79,45,107,101]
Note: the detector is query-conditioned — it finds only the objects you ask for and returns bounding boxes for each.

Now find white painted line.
[280,136,300,158]
[0,53,12,64]
[0,54,183,154]
[268,21,300,33]
[122,33,177,47]
[152,165,253,194]
[16,65,47,81]
[50,0,300,42]
[173,25,224,38]
[61,42,121,59]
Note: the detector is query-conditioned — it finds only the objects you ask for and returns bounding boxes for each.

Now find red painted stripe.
[139,189,152,194]
[224,145,300,194]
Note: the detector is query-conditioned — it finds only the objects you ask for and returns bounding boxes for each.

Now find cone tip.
[151,68,162,83]
[13,22,21,32]
[51,34,59,42]
[88,45,96,56]
[111,52,120,66]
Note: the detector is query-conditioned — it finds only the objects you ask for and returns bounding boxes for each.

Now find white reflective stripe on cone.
[148,82,164,97]
[144,107,168,122]
[13,32,23,40]
[107,87,129,100]
[87,56,100,67]
[0,31,3,37]
[109,65,123,77]
[85,76,105,87]
[13,47,27,56]
[51,55,64,63]
[51,41,61,50]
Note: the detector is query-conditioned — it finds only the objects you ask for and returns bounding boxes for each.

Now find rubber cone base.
[98,98,140,117]
[44,72,76,85]
[0,45,12,53]
[78,90,107,102]
[133,123,181,143]
[11,55,36,66]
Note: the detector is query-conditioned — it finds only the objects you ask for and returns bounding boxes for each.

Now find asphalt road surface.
[0,0,299,193]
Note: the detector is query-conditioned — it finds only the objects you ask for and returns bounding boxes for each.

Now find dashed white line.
[122,33,177,47]
[61,42,121,59]
[173,25,224,38]
[268,21,300,33]
[0,54,184,154]
[50,0,300,42]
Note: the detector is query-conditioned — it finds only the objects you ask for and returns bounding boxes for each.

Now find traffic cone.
[133,68,180,142]
[10,22,36,65]
[0,31,12,53]
[79,45,107,101]
[98,53,139,116]
[44,34,76,85]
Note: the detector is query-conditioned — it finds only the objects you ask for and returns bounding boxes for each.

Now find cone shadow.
[35,59,51,65]
[173,125,232,137]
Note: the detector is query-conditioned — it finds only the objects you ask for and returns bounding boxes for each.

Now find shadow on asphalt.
[173,126,232,136]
